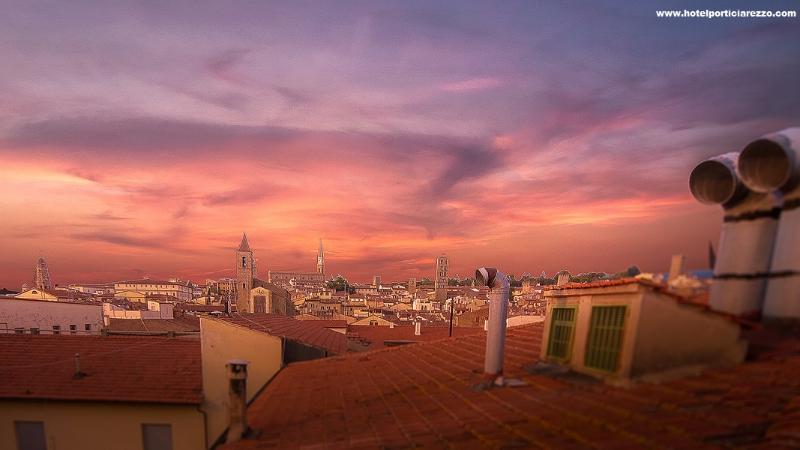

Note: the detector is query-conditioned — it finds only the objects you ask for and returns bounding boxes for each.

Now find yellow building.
[0,335,205,450]
[541,278,746,382]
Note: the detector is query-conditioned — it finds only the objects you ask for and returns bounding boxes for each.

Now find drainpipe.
[739,128,800,319]
[475,267,510,386]
[225,359,249,443]
[689,152,780,318]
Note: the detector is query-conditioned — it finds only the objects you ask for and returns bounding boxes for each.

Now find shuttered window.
[547,307,576,359]
[584,306,626,372]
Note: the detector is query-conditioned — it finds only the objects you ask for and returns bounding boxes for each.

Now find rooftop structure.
[221,322,800,449]
[0,335,201,404]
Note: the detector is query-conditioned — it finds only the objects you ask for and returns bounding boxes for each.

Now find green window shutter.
[547,307,576,359]
[584,306,626,372]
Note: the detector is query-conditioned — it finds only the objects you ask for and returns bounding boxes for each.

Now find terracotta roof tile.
[347,325,483,351]
[219,314,348,355]
[223,323,800,449]
[0,335,201,404]
[107,317,200,332]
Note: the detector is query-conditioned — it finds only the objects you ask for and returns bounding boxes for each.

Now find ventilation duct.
[739,128,800,319]
[689,152,779,317]
[475,267,509,385]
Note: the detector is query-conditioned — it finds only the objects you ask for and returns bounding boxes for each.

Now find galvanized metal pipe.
[475,267,510,383]
[689,152,779,317]
[739,128,800,319]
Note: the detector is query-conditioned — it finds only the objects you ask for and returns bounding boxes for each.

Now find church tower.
[34,257,53,290]
[236,232,254,313]
[316,238,325,275]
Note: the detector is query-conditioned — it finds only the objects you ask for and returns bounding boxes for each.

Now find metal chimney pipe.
[475,267,509,385]
[689,152,780,317]
[739,128,800,319]
[225,359,249,443]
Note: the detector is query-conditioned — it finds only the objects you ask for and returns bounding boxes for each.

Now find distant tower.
[236,233,255,313]
[34,257,53,290]
[435,255,448,302]
[668,254,685,282]
[408,278,417,295]
[317,239,325,275]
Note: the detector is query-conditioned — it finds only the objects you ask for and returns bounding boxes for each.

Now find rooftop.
[347,325,483,351]
[0,335,202,404]
[217,314,348,355]
[107,317,200,333]
[223,322,800,449]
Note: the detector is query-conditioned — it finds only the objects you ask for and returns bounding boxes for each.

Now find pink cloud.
[439,77,504,93]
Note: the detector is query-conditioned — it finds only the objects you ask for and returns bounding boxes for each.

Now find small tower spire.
[238,232,251,253]
[317,238,325,275]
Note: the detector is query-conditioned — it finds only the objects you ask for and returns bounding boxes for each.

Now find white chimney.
[739,128,800,319]
[690,152,779,317]
[225,359,249,443]
[414,321,421,336]
[475,267,510,386]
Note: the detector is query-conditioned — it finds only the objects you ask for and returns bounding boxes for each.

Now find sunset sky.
[1,1,799,288]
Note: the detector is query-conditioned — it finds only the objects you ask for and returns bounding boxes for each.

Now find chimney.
[475,267,510,386]
[73,353,86,379]
[556,270,570,286]
[414,321,421,336]
[690,152,779,317]
[225,360,249,443]
[739,128,800,319]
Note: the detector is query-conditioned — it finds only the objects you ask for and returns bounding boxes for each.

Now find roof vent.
[690,151,779,318]
[475,267,510,387]
[73,353,86,379]
[225,359,249,443]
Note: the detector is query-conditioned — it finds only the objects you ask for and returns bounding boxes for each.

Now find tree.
[326,275,354,293]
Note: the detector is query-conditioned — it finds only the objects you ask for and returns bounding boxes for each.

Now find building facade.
[113,280,192,303]
[0,298,103,335]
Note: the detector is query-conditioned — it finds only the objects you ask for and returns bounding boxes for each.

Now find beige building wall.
[633,290,745,376]
[200,318,283,446]
[0,400,204,450]
[541,283,745,381]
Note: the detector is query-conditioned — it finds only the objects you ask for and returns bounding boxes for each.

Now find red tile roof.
[223,322,800,449]
[347,325,483,351]
[546,277,756,326]
[107,317,200,333]
[311,320,348,329]
[0,335,201,404]
[219,314,348,355]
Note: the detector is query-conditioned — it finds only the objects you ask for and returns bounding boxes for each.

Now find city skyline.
[2,1,800,287]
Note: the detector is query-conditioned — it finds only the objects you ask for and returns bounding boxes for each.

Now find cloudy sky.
[1,0,799,287]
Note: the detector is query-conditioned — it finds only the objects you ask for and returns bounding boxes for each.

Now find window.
[241,256,246,268]
[142,424,172,450]
[85,324,92,332]
[52,325,60,335]
[30,328,40,335]
[546,307,576,359]
[15,421,46,450]
[14,328,24,334]
[584,306,627,372]
[69,325,77,335]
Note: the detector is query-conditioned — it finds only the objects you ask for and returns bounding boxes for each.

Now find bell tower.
[316,238,325,275]
[236,232,254,313]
